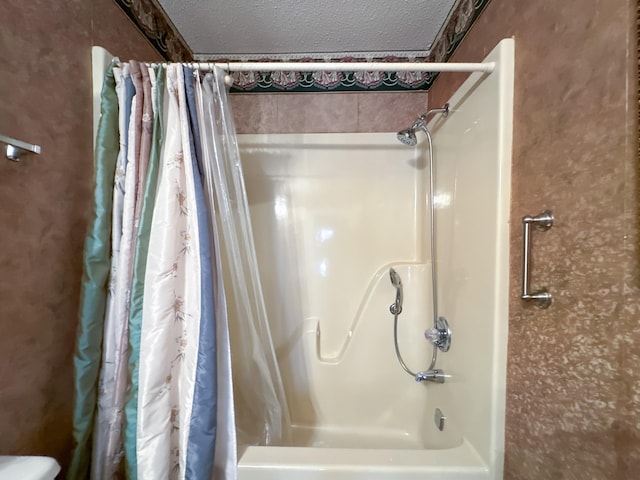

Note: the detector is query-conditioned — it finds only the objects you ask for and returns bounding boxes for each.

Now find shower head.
[396,127,417,146]
[396,103,450,147]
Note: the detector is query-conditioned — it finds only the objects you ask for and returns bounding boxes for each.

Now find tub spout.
[415,369,447,383]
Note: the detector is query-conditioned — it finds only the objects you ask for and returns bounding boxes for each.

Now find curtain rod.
[143,61,495,74]
[225,61,494,73]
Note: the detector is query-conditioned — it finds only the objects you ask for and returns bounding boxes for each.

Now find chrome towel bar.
[0,134,41,161]
[521,210,553,308]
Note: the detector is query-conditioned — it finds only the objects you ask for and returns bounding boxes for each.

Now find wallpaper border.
[113,0,192,61]
[116,0,492,92]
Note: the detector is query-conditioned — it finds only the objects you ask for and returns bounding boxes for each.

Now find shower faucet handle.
[424,316,451,352]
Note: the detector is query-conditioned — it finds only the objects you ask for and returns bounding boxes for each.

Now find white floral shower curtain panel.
[69,62,288,480]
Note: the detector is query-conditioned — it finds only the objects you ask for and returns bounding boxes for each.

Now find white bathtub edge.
[239,439,489,479]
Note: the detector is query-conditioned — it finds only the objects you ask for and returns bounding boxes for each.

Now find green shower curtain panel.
[69,65,120,480]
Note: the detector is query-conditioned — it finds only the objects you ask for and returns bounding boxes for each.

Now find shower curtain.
[69,62,289,480]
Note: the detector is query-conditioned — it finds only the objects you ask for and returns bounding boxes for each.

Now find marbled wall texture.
[0,0,161,474]
[429,1,639,479]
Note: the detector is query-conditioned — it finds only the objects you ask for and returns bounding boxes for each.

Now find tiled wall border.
[115,0,492,91]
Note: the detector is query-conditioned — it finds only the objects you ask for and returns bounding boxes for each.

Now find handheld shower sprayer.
[388,267,448,383]
[389,268,403,315]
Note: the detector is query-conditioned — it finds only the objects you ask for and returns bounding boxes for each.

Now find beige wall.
[0,0,161,473]
[429,1,639,479]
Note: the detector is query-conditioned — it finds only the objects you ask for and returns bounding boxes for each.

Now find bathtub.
[236,39,514,480]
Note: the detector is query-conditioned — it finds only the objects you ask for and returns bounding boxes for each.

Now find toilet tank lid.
[0,456,61,480]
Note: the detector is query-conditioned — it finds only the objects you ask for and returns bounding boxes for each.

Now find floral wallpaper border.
[115,0,492,92]
[226,60,436,92]
[113,0,192,61]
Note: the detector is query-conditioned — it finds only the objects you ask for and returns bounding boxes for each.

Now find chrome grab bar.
[0,134,41,161]
[521,210,553,309]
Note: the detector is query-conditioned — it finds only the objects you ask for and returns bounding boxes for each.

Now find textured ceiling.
[155,0,458,59]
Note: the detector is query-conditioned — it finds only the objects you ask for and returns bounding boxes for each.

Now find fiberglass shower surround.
[83,38,513,480]
[234,38,514,480]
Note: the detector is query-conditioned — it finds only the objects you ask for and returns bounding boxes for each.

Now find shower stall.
[88,37,513,480]
[235,39,514,479]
